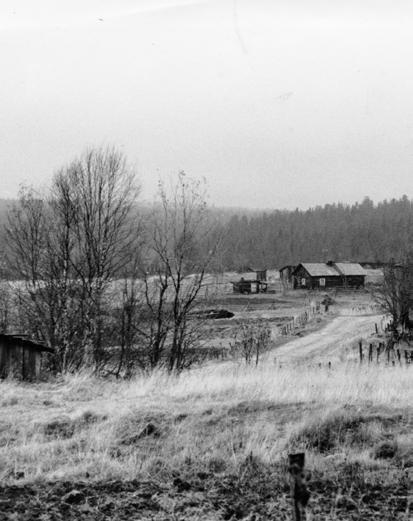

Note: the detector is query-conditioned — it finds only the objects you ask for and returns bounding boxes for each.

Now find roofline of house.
[292,262,366,278]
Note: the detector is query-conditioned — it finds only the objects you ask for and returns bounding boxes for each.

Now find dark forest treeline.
[2,194,413,274]
[211,195,413,269]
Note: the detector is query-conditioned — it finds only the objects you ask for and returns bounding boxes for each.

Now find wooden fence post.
[377,343,382,363]
[288,453,310,521]
[368,344,373,363]
[359,340,363,363]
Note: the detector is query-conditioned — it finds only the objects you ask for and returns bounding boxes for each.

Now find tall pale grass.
[116,362,413,409]
[0,362,411,483]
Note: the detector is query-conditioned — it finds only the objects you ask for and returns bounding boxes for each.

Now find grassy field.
[0,362,412,520]
[0,284,411,520]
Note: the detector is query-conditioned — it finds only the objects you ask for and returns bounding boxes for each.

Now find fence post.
[368,344,373,363]
[375,323,378,335]
[359,340,363,363]
[377,343,382,363]
[288,453,310,521]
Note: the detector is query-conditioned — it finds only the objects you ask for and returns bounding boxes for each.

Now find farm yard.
[0,280,411,520]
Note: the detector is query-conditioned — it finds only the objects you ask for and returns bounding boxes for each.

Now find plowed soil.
[0,464,410,520]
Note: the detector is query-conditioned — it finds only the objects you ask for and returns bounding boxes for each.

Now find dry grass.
[0,362,412,484]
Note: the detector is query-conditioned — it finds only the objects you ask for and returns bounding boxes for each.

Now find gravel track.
[274,314,383,363]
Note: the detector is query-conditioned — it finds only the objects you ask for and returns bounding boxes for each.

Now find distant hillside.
[1,196,412,274]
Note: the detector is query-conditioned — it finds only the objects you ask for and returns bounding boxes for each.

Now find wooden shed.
[239,268,267,282]
[279,265,296,287]
[0,334,53,380]
[232,279,268,294]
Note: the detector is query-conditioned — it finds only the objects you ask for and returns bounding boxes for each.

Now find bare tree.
[138,172,221,372]
[51,147,140,368]
[5,187,76,370]
[229,320,272,365]
[5,147,141,372]
[374,256,413,335]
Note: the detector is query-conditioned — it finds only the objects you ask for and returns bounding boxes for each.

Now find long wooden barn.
[0,334,53,380]
[292,262,366,290]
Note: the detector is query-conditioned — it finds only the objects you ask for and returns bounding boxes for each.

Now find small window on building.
[319,278,326,287]
[301,278,306,286]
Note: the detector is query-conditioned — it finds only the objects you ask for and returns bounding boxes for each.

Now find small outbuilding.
[279,265,296,288]
[232,267,268,294]
[232,278,268,294]
[238,268,267,282]
[0,334,53,380]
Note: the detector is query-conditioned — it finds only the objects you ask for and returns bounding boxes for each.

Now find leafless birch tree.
[6,147,141,372]
[138,172,220,372]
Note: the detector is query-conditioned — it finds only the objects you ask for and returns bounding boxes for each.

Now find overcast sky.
[1,0,413,209]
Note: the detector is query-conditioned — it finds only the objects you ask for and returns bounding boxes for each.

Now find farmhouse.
[0,334,53,380]
[292,262,366,289]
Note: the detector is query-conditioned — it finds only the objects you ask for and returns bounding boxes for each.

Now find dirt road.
[274,313,383,364]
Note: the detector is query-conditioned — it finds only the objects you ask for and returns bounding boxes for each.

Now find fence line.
[357,337,413,365]
[279,302,322,336]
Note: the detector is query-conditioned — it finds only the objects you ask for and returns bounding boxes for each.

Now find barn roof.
[0,334,54,353]
[299,263,340,277]
[334,263,366,276]
[293,262,367,277]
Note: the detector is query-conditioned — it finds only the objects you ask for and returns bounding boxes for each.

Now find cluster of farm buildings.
[232,261,368,293]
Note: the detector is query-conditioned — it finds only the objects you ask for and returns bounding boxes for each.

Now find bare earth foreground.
[0,302,412,520]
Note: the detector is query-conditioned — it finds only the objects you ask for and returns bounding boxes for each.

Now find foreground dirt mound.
[0,463,410,520]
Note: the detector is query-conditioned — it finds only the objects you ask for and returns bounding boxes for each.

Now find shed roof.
[279,265,296,272]
[334,263,366,276]
[0,334,54,353]
[299,263,340,277]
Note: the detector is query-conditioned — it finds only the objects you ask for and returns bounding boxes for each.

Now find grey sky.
[1,0,413,208]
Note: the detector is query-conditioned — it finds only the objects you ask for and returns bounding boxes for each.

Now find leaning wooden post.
[375,323,378,335]
[288,453,310,521]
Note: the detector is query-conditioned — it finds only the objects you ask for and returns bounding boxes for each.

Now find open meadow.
[0,285,412,520]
